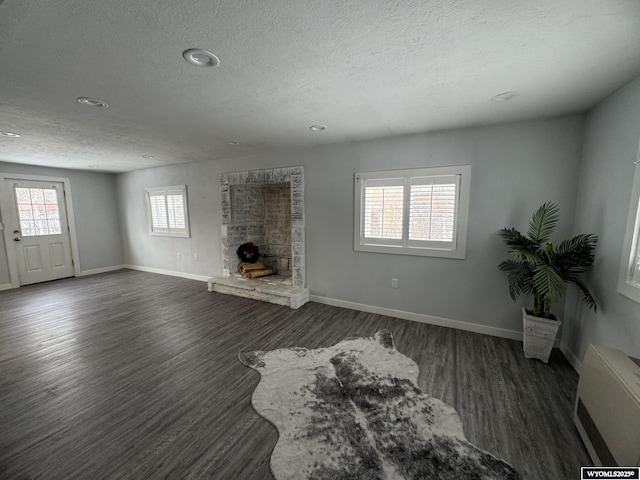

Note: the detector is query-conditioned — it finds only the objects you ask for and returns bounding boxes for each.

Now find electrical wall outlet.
[391,278,398,288]
[194,253,199,261]
[177,252,181,260]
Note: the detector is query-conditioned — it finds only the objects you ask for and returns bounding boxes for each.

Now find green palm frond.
[527,202,559,244]
[498,228,539,248]
[555,233,598,256]
[553,234,597,276]
[498,227,543,262]
[498,260,534,300]
[569,278,597,312]
[507,246,544,264]
[532,263,566,304]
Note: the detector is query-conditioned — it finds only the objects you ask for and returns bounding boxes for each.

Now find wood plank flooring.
[0,270,590,479]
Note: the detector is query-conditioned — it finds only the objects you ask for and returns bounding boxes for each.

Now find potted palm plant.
[498,202,597,362]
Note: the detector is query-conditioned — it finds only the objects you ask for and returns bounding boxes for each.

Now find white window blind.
[355,166,470,259]
[166,194,186,229]
[145,185,190,237]
[409,176,459,244]
[363,178,404,244]
[618,154,640,302]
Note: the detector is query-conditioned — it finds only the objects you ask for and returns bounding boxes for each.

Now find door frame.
[0,173,81,288]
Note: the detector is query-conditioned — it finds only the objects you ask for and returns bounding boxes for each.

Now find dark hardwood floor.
[0,270,590,479]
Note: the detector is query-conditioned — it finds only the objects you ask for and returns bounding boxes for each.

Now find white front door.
[5,179,74,285]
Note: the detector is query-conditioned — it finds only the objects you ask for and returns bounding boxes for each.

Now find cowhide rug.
[238,330,519,480]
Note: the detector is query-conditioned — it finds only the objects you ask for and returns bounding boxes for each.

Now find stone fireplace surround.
[207,166,309,309]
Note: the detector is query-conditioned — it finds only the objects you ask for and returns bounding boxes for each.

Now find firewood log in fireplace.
[245,268,274,279]
[238,262,274,278]
[238,261,266,273]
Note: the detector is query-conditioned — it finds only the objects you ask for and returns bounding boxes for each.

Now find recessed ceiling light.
[309,124,328,131]
[87,165,100,169]
[227,141,240,146]
[491,92,518,102]
[141,154,154,159]
[0,131,21,137]
[183,48,220,67]
[77,97,109,108]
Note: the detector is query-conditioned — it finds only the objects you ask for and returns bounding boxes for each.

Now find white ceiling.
[1,0,640,173]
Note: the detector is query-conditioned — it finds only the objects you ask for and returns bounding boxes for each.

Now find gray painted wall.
[116,116,585,334]
[563,76,640,361]
[0,162,123,285]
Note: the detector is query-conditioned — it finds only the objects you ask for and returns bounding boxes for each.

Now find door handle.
[14,236,21,242]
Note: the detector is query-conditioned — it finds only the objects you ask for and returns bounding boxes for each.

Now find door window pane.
[47,220,62,234]
[44,189,58,204]
[15,188,31,203]
[14,187,62,237]
[21,220,35,236]
[30,189,44,204]
[35,220,48,235]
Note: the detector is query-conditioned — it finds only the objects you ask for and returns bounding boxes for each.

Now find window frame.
[145,185,190,238]
[618,159,640,303]
[354,165,471,259]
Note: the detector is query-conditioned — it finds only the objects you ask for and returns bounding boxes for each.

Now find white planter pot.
[522,307,561,363]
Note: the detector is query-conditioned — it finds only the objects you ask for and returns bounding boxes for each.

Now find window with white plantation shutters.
[355,166,470,259]
[618,152,640,303]
[145,185,190,237]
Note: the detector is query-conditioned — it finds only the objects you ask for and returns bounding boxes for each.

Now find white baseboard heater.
[574,344,640,466]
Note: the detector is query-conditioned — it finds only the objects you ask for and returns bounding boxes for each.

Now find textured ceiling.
[1,0,640,173]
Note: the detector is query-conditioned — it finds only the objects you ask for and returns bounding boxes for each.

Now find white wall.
[116,116,585,335]
[563,76,640,362]
[0,162,124,285]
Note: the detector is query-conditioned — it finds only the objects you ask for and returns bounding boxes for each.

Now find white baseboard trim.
[309,295,523,341]
[561,341,583,373]
[123,264,210,283]
[78,265,125,276]
[0,283,14,291]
